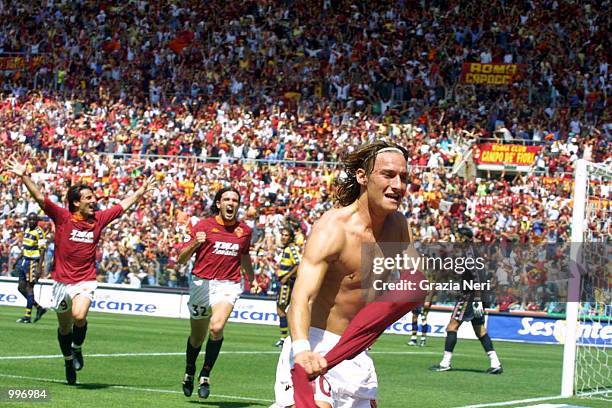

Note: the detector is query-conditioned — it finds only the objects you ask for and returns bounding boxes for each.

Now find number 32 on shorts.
[191,304,210,318]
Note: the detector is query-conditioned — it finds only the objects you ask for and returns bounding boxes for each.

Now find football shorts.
[273,327,378,408]
[275,280,294,311]
[451,300,485,325]
[188,277,242,320]
[51,280,98,313]
[17,258,39,283]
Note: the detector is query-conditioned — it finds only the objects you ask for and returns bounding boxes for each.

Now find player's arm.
[36,230,46,280]
[177,231,206,265]
[241,252,255,283]
[279,264,298,284]
[399,212,423,271]
[8,156,44,207]
[119,175,157,211]
[36,255,45,281]
[289,215,343,376]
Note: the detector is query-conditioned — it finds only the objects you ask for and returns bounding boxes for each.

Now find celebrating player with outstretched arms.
[7,155,156,385]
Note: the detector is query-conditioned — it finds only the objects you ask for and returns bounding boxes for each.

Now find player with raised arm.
[272,141,424,408]
[15,213,48,323]
[178,186,254,399]
[7,155,156,385]
[430,227,503,374]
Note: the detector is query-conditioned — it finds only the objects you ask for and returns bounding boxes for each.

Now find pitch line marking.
[454,395,566,408]
[0,373,274,403]
[0,350,439,360]
[453,390,611,408]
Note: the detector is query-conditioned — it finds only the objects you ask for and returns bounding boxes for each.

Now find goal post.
[561,159,612,399]
[561,159,588,397]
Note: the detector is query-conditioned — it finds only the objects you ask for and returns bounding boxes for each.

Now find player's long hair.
[66,183,94,213]
[334,141,409,207]
[211,186,241,215]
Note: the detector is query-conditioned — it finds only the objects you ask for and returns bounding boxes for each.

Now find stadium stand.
[0,0,610,317]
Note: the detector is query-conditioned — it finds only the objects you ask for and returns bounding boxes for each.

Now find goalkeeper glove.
[472,300,484,318]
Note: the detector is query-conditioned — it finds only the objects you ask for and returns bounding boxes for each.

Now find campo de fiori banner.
[460,63,522,85]
[474,144,541,166]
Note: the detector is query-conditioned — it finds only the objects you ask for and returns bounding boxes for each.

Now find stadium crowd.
[2,152,609,313]
[1,0,610,312]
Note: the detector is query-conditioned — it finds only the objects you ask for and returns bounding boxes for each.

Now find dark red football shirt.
[187,216,252,282]
[43,197,123,284]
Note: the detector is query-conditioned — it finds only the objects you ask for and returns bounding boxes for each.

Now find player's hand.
[472,300,484,318]
[142,175,158,192]
[195,231,207,243]
[294,351,328,378]
[7,155,27,177]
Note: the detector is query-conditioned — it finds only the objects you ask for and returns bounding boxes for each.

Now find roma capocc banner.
[460,63,523,85]
[0,55,47,71]
[473,144,541,166]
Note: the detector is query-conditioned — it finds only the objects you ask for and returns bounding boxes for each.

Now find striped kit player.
[274,226,301,347]
[15,213,47,323]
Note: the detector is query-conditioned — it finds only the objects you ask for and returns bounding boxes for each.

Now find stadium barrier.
[1,277,609,345]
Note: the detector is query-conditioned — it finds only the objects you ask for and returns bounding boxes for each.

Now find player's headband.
[376,147,405,155]
[364,146,406,168]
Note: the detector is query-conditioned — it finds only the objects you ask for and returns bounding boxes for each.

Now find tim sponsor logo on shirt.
[212,241,239,256]
[69,229,94,244]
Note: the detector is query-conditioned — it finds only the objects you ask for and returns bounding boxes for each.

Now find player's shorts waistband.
[309,326,341,345]
[191,276,239,285]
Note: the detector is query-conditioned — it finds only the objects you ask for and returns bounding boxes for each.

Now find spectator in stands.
[0,0,610,320]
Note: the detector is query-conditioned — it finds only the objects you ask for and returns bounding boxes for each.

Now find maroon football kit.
[43,197,123,284]
[186,216,252,282]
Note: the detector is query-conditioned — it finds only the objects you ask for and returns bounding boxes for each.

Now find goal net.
[562,159,611,400]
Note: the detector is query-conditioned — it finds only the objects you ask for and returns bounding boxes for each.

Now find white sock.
[441,351,453,367]
[488,351,501,368]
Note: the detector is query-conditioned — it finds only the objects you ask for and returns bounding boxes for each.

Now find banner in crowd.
[0,55,47,71]
[473,144,541,169]
[460,63,522,85]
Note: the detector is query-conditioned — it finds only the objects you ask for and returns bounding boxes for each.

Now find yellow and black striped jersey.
[277,245,301,278]
[22,226,46,259]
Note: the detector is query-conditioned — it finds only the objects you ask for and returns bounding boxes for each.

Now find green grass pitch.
[0,306,607,408]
